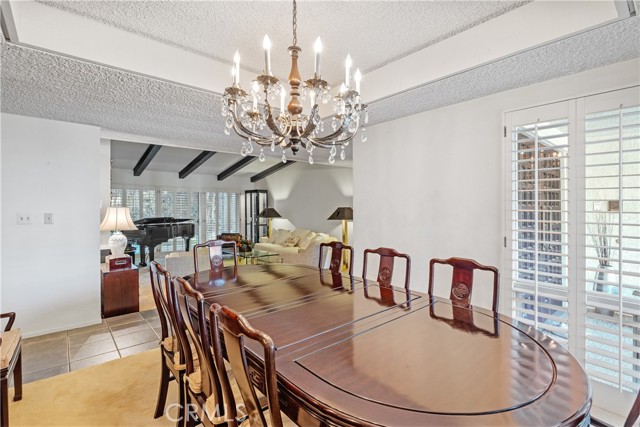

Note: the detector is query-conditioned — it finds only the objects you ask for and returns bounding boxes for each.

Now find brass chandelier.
[221,0,368,165]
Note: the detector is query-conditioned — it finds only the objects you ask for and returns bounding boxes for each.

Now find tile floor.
[21,309,162,384]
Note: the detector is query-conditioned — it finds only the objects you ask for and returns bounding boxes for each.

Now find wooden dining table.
[187,263,591,427]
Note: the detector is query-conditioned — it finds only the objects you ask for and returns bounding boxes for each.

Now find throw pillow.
[292,229,310,239]
[297,232,316,250]
[267,229,278,244]
[282,235,300,247]
[275,229,293,245]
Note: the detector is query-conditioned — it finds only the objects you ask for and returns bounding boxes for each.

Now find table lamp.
[100,207,138,258]
[327,207,353,270]
[259,207,281,238]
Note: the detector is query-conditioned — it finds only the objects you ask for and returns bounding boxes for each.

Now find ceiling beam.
[179,150,216,179]
[250,161,295,183]
[133,144,162,176]
[217,156,257,181]
[0,1,19,42]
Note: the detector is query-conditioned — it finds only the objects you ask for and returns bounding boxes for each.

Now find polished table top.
[188,264,591,426]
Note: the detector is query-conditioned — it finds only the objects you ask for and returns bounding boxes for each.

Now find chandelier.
[221,0,368,165]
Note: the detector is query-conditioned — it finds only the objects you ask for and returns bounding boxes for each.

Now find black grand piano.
[123,217,195,266]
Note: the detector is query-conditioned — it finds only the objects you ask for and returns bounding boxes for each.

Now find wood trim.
[178,151,216,179]
[250,161,295,182]
[217,156,257,181]
[133,144,162,176]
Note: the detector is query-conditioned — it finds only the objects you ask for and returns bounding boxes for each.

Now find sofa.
[254,228,337,266]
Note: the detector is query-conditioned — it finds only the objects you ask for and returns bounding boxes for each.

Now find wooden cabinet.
[100,264,139,318]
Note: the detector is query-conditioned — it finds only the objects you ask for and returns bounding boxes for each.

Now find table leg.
[1,374,8,427]
[13,351,22,401]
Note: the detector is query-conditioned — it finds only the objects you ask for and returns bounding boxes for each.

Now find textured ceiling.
[36,0,530,85]
[1,15,638,169]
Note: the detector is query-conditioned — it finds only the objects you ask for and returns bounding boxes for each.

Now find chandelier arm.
[264,104,289,138]
[231,116,278,146]
[308,116,353,144]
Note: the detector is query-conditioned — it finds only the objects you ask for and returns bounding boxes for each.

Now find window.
[505,87,640,418]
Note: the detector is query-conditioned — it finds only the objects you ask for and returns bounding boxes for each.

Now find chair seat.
[162,336,178,352]
[173,351,199,371]
[0,329,21,369]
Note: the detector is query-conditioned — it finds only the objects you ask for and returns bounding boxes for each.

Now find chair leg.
[1,375,8,427]
[13,352,22,402]
[154,355,170,419]
[177,373,185,427]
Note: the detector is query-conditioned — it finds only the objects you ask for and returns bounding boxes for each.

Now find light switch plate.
[44,213,54,224]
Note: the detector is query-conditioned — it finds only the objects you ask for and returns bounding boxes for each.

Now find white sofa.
[254,229,337,266]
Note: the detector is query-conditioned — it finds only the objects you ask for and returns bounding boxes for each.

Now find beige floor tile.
[110,319,153,337]
[23,363,69,384]
[114,330,158,349]
[69,338,117,362]
[22,337,69,374]
[70,351,120,371]
[119,340,159,357]
[68,329,113,347]
[105,312,144,326]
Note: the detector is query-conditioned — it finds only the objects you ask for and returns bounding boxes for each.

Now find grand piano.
[123,217,195,266]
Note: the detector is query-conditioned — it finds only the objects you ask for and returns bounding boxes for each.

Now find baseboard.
[22,317,103,339]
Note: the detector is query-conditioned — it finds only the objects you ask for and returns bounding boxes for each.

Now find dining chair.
[625,389,640,427]
[214,304,285,427]
[174,277,227,427]
[362,247,411,290]
[428,257,500,312]
[319,241,354,277]
[149,261,184,424]
[194,240,238,273]
[1,312,22,427]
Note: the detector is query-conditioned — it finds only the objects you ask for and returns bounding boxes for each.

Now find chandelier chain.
[292,0,297,46]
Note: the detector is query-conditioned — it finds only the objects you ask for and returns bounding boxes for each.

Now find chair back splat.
[428,257,499,312]
[149,261,185,423]
[174,277,226,426]
[319,241,354,277]
[362,247,411,291]
[193,239,238,273]
[215,304,283,427]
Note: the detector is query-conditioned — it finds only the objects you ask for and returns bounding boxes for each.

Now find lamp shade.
[327,207,353,220]
[100,207,138,232]
[259,208,281,218]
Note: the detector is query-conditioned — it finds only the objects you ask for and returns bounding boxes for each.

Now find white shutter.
[160,191,174,252]
[583,100,640,394]
[110,189,123,207]
[174,191,189,251]
[510,116,571,346]
[190,192,200,245]
[230,193,240,233]
[142,189,156,218]
[205,192,217,240]
[217,192,229,235]
[125,189,140,220]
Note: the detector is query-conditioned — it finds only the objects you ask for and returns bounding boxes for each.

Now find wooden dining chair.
[174,277,227,427]
[428,257,500,312]
[1,312,22,427]
[149,261,184,424]
[214,304,284,427]
[319,241,354,276]
[362,247,411,290]
[625,389,640,427]
[194,240,238,273]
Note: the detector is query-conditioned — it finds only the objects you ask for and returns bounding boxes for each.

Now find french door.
[504,86,640,419]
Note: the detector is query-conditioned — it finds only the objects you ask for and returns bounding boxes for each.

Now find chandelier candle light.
[221,0,368,165]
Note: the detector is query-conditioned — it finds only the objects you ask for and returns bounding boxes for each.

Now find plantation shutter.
[174,191,189,251]
[205,192,217,240]
[110,189,123,207]
[142,190,156,218]
[126,189,140,220]
[508,103,572,347]
[583,96,640,395]
[191,192,200,245]
[230,193,240,233]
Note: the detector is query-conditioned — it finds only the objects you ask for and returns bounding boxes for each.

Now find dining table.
[187,263,591,427]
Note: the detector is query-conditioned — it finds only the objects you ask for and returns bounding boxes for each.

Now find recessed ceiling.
[36,0,530,85]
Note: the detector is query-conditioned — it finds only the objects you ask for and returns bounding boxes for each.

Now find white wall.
[1,114,102,337]
[354,59,640,304]
[261,163,353,238]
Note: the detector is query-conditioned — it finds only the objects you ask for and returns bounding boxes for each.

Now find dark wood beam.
[250,161,295,183]
[133,144,162,176]
[179,151,216,179]
[217,156,257,181]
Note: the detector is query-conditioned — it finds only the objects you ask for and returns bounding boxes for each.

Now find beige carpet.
[9,349,178,426]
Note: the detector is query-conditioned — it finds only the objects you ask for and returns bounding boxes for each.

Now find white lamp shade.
[100,207,138,232]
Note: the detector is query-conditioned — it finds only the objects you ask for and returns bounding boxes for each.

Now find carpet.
[9,349,178,426]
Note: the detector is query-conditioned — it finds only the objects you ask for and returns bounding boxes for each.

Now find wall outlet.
[44,213,54,224]
[17,213,32,225]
